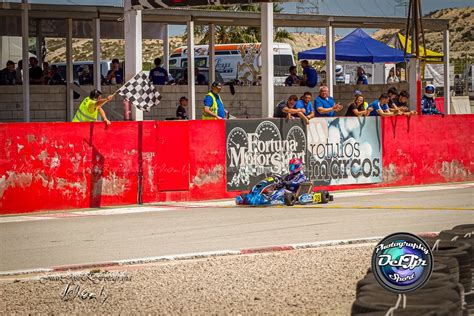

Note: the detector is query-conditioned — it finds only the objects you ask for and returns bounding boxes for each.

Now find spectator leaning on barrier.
[285,66,302,86]
[387,86,399,113]
[395,90,410,112]
[273,95,305,120]
[0,60,17,85]
[295,91,315,124]
[149,57,169,85]
[315,86,343,117]
[356,67,368,85]
[353,90,369,109]
[202,81,227,120]
[300,60,318,88]
[72,89,113,125]
[388,88,417,116]
[106,59,124,85]
[367,93,396,117]
[176,96,189,120]
[345,93,372,117]
[421,84,444,116]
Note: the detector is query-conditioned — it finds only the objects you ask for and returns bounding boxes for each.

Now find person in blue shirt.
[106,59,123,85]
[356,67,368,85]
[421,84,444,116]
[149,57,169,85]
[301,60,318,88]
[295,91,315,124]
[315,86,344,117]
[367,93,396,117]
[202,81,227,119]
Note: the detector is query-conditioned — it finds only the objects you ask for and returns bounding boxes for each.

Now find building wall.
[0,83,409,122]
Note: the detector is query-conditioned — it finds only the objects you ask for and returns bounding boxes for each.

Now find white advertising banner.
[306,117,383,186]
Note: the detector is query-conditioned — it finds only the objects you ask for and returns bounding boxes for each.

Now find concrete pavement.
[0,183,473,272]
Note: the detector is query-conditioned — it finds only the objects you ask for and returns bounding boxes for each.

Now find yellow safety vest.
[202,92,220,120]
[72,97,98,122]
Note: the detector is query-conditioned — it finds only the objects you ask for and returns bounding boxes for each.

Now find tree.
[182,4,293,44]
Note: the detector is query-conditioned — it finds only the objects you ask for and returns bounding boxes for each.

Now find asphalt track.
[0,183,473,273]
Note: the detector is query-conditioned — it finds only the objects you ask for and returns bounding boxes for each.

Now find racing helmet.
[335,64,343,75]
[424,84,435,98]
[289,158,303,174]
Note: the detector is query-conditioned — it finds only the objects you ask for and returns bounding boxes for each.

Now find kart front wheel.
[284,193,295,206]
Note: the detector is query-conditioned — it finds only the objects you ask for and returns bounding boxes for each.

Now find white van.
[169,43,295,85]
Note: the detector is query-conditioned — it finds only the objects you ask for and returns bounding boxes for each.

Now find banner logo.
[226,120,306,190]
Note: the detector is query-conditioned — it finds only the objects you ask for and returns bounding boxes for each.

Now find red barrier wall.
[0,116,472,214]
[0,122,142,213]
[381,115,473,186]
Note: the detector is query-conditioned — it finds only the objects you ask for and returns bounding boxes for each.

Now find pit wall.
[0,115,472,214]
[0,83,408,122]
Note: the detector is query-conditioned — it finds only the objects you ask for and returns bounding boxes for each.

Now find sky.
[6,0,473,36]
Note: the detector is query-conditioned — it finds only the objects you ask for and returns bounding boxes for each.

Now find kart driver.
[278,158,307,193]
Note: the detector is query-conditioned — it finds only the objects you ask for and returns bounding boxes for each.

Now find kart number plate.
[313,193,322,203]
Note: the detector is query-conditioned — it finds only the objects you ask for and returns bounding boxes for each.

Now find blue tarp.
[298,28,410,63]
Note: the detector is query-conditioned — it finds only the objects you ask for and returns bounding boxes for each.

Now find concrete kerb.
[0,233,439,277]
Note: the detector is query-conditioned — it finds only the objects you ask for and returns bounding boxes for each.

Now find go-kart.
[235,175,333,206]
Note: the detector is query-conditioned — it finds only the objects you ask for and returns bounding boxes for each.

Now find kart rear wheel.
[284,193,295,206]
[316,190,330,204]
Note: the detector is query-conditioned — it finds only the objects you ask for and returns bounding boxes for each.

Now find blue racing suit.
[279,171,308,193]
[421,96,443,115]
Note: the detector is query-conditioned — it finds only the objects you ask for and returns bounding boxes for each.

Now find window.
[170,53,181,58]
[181,57,207,68]
[274,55,294,76]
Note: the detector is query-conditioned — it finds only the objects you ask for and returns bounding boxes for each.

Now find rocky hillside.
[44,6,472,64]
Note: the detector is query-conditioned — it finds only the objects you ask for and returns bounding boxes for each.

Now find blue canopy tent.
[298,28,410,63]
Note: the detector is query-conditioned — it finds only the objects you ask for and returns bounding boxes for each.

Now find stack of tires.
[351,224,474,315]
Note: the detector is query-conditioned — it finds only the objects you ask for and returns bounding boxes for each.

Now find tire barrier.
[351,224,474,315]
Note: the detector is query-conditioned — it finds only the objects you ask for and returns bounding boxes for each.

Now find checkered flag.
[117,72,160,112]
